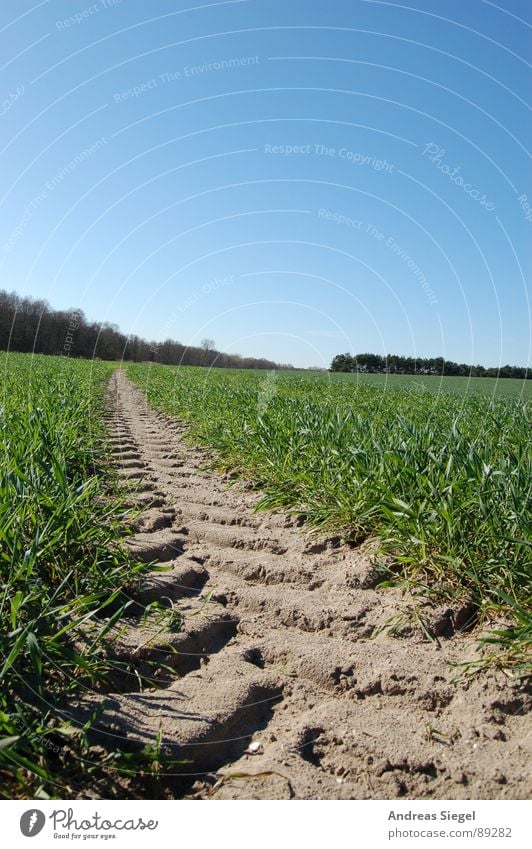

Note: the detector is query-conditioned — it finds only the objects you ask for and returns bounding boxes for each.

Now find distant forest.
[0,289,293,370]
[330,352,529,380]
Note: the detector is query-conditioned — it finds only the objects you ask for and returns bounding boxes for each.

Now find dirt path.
[83,370,530,799]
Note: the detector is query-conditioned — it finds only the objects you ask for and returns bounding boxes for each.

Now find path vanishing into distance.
[77,369,530,799]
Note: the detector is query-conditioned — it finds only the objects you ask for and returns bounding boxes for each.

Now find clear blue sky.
[0,0,530,368]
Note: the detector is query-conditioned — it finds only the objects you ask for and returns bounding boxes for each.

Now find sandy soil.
[78,370,530,799]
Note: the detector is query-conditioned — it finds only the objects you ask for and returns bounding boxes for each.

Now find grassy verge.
[127,363,531,670]
[0,354,166,799]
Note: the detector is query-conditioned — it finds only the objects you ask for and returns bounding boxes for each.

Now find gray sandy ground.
[74,370,531,799]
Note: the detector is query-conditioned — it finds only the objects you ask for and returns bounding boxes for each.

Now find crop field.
[316,371,531,399]
[127,362,531,663]
[1,353,530,800]
[0,353,150,798]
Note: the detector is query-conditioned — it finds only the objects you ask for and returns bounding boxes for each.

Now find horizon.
[0,0,530,369]
[1,285,531,372]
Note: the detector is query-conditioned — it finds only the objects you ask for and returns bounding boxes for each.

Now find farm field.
[315,370,531,399]
[0,353,150,798]
[0,353,530,800]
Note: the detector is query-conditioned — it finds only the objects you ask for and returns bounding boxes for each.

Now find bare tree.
[200,338,216,366]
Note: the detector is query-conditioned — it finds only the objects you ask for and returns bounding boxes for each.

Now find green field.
[0,353,150,798]
[128,362,531,661]
[0,353,530,798]
[319,370,531,398]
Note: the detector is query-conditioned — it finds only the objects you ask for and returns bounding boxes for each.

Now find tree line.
[0,289,294,370]
[330,352,529,380]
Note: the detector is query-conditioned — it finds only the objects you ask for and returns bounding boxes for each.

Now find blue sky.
[0,0,530,368]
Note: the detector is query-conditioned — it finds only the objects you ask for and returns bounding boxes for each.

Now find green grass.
[0,353,161,798]
[296,370,531,398]
[127,362,531,667]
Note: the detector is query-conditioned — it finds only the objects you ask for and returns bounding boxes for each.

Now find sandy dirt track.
[79,370,530,799]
